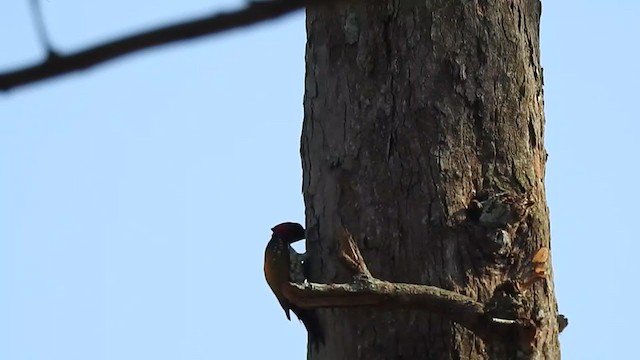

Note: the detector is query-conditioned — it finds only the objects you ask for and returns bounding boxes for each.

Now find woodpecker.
[264,222,324,347]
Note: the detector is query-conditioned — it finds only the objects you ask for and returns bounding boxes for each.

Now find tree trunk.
[301,1,560,359]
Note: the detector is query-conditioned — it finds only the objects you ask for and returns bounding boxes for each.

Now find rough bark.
[301,0,559,359]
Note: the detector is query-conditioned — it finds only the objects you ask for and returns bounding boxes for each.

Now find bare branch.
[0,0,332,91]
[285,225,482,334]
[279,224,553,340]
[282,278,486,333]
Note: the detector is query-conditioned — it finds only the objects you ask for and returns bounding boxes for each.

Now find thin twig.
[492,318,517,325]
[29,0,57,57]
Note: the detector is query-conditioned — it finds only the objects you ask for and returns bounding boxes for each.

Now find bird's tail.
[291,307,325,349]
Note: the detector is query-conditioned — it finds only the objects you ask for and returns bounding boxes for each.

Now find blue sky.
[0,1,637,359]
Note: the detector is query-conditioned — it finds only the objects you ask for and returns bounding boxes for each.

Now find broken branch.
[338,227,371,277]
